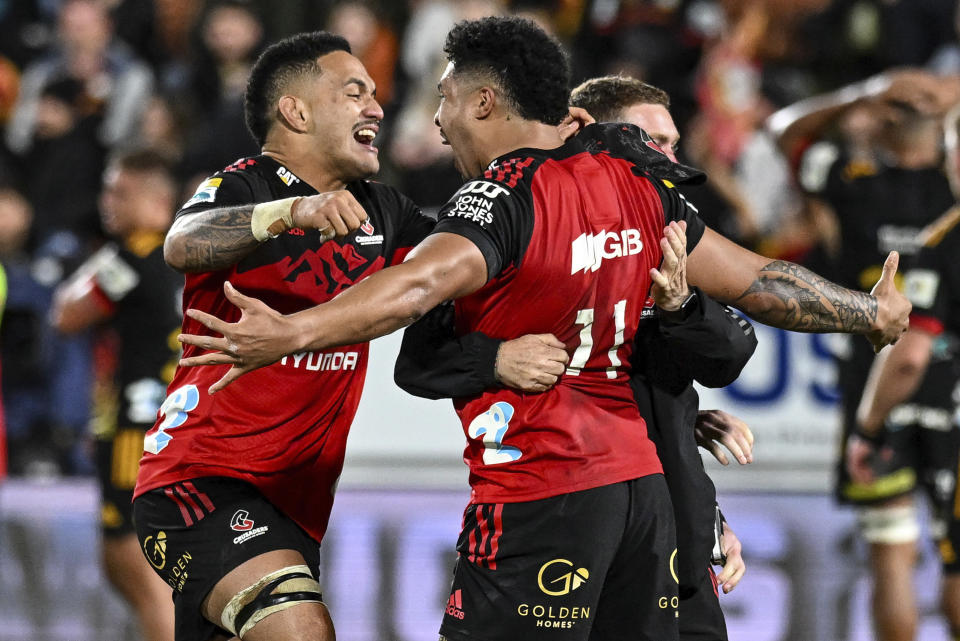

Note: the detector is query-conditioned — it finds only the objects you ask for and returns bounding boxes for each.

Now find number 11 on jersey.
[566,299,627,379]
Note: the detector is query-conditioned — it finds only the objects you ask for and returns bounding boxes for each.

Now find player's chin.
[345,154,380,180]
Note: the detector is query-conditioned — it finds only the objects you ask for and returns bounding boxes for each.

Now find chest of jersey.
[457,153,667,380]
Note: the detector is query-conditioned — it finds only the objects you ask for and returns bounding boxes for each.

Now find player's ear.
[474,86,496,120]
[277,95,309,134]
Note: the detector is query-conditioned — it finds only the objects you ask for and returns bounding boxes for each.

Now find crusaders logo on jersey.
[230,510,254,532]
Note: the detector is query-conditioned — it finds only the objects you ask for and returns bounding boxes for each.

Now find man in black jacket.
[392,75,757,641]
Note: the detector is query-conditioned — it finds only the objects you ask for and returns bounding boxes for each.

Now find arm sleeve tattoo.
[171,205,261,272]
[734,260,877,333]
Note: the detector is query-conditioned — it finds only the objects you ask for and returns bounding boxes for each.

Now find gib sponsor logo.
[517,559,592,629]
[445,589,465,620]
[570,229,643,274]
[230,510,269,544]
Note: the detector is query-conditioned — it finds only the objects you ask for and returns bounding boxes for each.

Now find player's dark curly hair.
[244,31,351,146]
[443,16,569,126]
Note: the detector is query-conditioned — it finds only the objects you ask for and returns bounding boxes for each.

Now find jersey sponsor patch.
[355,219,383,245]
[571,229,643,274]
[904,268,940,309]
[446,180,511,228]
[182,177,223,208]
[276,165,301,186]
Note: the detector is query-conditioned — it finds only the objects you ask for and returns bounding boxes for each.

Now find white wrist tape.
[251,197,300,241]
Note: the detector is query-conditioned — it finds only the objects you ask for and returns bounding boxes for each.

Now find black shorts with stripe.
[440,475,678,641]
[133,477,321,641]
[96,427,148,537]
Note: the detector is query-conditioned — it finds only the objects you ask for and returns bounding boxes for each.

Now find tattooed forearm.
[734,260,878,333]
[165,206,261,272]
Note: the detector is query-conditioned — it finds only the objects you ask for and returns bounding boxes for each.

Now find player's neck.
[480,119,565,167]
[261,143,348,193]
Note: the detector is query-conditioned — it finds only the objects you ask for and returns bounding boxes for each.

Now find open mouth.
[353,124,378,150]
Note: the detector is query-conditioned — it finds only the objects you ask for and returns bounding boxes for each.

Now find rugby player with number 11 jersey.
[180,17,912,641]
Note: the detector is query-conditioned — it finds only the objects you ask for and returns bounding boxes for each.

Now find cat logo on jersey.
[183,178,222,208]
[276,165,301,186]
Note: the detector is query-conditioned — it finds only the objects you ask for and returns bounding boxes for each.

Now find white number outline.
[143,384,200,454]
[467,401,522,465]
[565,299,628,379]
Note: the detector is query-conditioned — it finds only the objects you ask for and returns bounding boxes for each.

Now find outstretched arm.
[180,233,488,392]
[687,227,909,351]
[164,191,370,272]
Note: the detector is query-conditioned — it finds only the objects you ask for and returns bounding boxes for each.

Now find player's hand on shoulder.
[650,220,690,311]
[716,522,745,594]
[495,334,569,393]
[179,281,300,393]
[292,190,370,241]
[695,409,753,466]
[868,251,911,353]
[557,106,595,142]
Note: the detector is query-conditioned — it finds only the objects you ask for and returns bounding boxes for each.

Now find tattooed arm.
[164,191,370,273]
[164,205,260,273]
[687,227,910,350]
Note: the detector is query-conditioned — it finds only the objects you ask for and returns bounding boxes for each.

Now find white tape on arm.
[251,197,300,241]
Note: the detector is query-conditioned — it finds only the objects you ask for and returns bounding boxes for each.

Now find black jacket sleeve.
[654,288,758,388]
[393,302,502,400]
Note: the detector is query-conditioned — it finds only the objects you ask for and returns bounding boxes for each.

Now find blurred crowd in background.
[1,0,959,478]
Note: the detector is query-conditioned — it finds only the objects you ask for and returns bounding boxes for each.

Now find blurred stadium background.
[2,0,960,639]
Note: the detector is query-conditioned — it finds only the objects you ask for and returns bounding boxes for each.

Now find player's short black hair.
[244,31,351,146]
[570,75,670,123]
[443,16,569,126]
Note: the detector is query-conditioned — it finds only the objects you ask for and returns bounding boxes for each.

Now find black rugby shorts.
[133,477,321,641]
[439,474,678,641]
